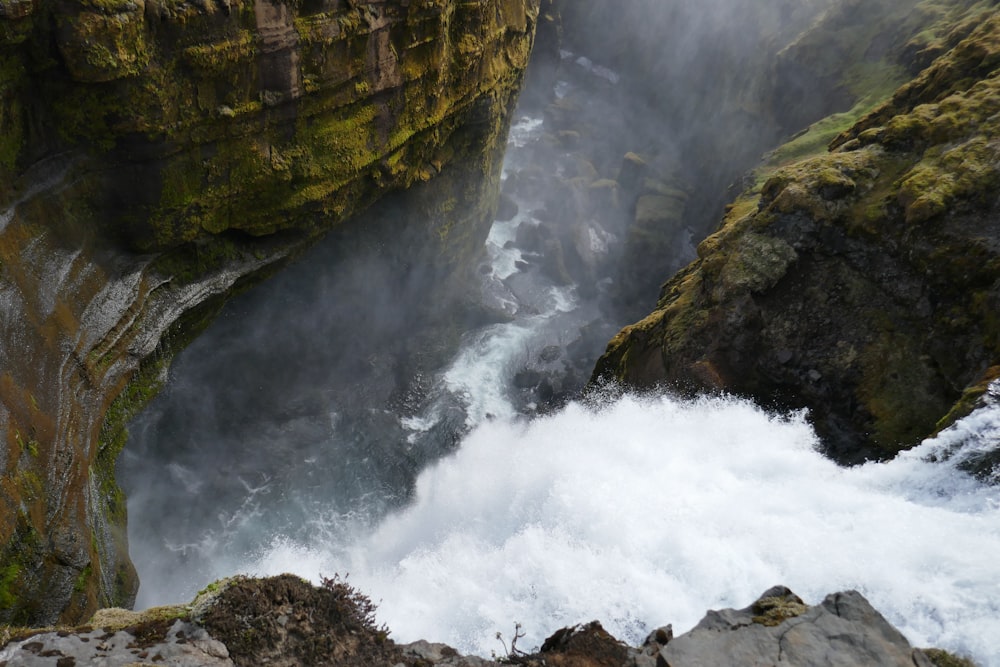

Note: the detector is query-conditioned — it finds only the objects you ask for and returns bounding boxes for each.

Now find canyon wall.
[595,0,1000,464]
[0,0,540,624]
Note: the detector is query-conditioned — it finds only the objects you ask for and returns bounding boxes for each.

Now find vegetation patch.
[924,647,981,667]
[201,574,402,667]
[751,592,809,627]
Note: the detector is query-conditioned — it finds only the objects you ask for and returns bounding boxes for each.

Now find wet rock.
[539,345,562,363]
[478,271,519,321]
[617,152,648,196]
[588,179,623,220]
[558,130,582,149]
[0,0,542,622]
[497,193,520,222]
[516,220,551,252]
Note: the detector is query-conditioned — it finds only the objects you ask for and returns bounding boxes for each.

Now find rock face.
[555,0,840,316]
[653,587,934,667]
[0,578,946,667]
[594,0,1000,463]
[0,0,540,625]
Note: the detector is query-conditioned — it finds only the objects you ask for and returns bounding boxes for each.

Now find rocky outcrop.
[0,0,540,625]
[652,587,934,667]
[593,0,1000,463]
[0,578,962,666]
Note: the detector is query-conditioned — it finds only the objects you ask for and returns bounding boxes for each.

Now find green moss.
[0,514,42,625]
[935,366,1000,433]
[197,580,224,597]
[718,232,798,295]
[898,135,1000,223]
[923,648,981,667]
[0,562,20,608]
[751,594,809,627]
[95,352,169,532]
[0,53,26,172]
[56,7,150,81]
[73,564,93,594]
[47,84,117,151]
[78,0,142,14]
[12,430,37,458]
[16,469,42,501]
[181,32,255,73]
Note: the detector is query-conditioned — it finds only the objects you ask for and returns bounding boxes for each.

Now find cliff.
[0,0,540,625]
[555,0,839,317]
[594,0,1000,464]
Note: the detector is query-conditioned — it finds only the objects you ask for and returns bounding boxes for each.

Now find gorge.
[1,0,999,665]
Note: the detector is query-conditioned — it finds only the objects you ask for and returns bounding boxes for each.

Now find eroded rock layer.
[0,0,539,625]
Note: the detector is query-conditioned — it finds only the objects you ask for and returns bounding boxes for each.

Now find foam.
[241,393,1000,665]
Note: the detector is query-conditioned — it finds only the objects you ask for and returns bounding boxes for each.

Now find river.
[119,62,1000,666]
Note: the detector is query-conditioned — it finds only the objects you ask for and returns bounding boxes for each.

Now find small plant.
[319,573,389,641]
[492,622,527,662]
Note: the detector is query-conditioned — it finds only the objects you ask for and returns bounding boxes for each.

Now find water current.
[121,89,1000,665]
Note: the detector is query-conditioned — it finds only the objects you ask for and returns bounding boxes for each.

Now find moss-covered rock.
[594,1,1000,463]
[0,0,541,626]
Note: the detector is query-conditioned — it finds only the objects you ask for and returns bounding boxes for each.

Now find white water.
[127,100,1000,665]
[239,390,1000,664]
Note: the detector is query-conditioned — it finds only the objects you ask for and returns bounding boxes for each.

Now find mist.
[117,1,997,665]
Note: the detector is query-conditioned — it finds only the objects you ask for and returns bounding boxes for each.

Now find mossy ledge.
[0,0,540,625]
[593,0,1000,464]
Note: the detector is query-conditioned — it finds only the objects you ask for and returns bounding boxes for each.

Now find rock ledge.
[0,578,972,667]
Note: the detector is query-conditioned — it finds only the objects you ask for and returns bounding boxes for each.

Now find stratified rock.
[0,0,542,624]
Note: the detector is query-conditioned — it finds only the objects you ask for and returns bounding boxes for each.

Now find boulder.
[657,587,934,667]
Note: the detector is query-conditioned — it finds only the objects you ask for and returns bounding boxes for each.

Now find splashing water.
[240,391,1000,665]
[121,92,1000,666]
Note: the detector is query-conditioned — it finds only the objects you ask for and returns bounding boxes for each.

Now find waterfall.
[120,70,1000,667]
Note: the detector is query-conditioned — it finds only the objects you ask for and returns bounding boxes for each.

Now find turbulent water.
[248,392,1000,664]
[121,71,1000,666]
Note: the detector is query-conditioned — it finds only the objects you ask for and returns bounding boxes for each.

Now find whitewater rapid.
[244,391,1000,665]
[122,90,999,665]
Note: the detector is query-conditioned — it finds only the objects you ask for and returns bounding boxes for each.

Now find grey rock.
[399,640,495,666]
[659,588,934,667]
[0,620,233,666]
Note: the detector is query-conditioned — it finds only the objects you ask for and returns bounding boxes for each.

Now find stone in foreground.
[1,577,950,666]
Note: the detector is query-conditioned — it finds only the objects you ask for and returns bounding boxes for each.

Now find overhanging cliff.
[0,0,540,625]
